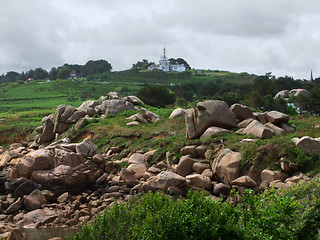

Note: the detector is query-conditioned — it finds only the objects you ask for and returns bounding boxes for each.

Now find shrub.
[137,86,176,108]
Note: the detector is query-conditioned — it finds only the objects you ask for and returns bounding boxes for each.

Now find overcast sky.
[0,0,319,79]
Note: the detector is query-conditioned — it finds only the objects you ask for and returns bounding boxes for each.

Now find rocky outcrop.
[230,104,254,121]
[169,108,186,119]
[292,136,320,154]
[243,120,275,139]
[126,108,161,126]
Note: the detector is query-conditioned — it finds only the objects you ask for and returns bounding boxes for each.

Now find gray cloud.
[0,0,319,79]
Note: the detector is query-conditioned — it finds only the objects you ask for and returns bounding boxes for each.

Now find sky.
[0,0,319,79]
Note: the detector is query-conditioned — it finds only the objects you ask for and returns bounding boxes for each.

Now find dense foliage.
[137,86,176,108]
[73,177,320,240]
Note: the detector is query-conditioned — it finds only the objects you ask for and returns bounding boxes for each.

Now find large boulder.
[186,100,237,139]
[0,150,19,168]
[169,108,187,119]
[230,104,254,121]
[140,108,161,122]
[77,100,100,116]
[17,208,57,228]
[264,122,285,135]
[23,189,47,211]
[186,173,212,190]
[274,90,289,99]
[15,149,53,178]
[243,120,275,139]
[101,99,136,115]
[292,136,320,154]
[142,171,186,192]
[123,96,144,105]
[127,164,147,179]
[200,126,232,139]
[54,149,83,168]
[76,139,98,158]
[37,115,55,144]
[231,176,257,188]
[120,168,139,187]
[289,89,310,97]
[265,111,289,124]
[176,155,196,177]
[212,149,241,185]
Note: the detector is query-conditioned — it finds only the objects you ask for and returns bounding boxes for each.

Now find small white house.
[148,48,186,72]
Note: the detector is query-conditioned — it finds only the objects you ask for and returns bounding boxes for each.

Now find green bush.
[137,86,176,108]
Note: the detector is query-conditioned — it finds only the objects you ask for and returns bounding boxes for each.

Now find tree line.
[0,59,112,83]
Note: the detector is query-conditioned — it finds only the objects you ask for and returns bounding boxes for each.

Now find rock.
[124,95,144,105]
[15,180,36,197]
[292,136,320,154]
[243,120,275,139]
[96,173,108,185]
[142,171,186,192]
[76,138,98,158]
[101,99,136,115]
[212,149,241,185]
[23,189,47,211]
[176,155,196,177]
[127,164,147,179]
[240,138,256,144]
[37,115,55,144]
[230,104,254,121]
[128,153,145,164]
[5,197,23,214]
[264,122,285,135]
[195,145,207,158]
[186,173,212,190]
[274,90,289,99]
[65,110,86,124]
[238,118,255,128]
[231,176,257,188]
[214,183,230,197]
[192,162,210,174]
[265,111,289,124]
[77,100,100,116]
[144,150,157,162]
[59,105,75,123]
[186,100,237,139]
[107,91,120,99]
[140,108,161,122]
[261,169,280,183]
[17,208,57,228]
[92,154,104,164]
[169,108,186,119]
[15,149,53,178]
[54,149,82,168]
[289,89,310,97]
[147,166,161,174]
[202,169,214,179]
[57,192,71,203]
[254,112,268,124]
[278,123,295,134]
[269,180,289,189]
[200,126,232,139]
[126,114,148,123]
[0,150,19,168]
[120,169,139,187]
[126,121,140,126]
[180,145,198,158]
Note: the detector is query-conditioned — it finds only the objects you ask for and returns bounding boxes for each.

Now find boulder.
[76,139,98,158]
[274,90,289,99]
[264,122,285,135]
[5,197,23,214]
[128,153,145,164]
[127,121,140,126]
[261,169,280,183]
[65,110,86,124]
[142,171,186,192]
[0,150,19,168]
[37,115,55,144]
[16,149,53,178]
[23,189,47,211]
[120,169,139,187]
[292,136,320,154]
[107,92,120,99]
[278,123,295,134]
[127,164,147,179]
[124,96,144,105]
[213,183,230,197]
[176,155,196,177]
[180,145,198,158]
[289,89,310,97]
[169,108,186,119]
[101,99,136,115]
[140,108,161,122]
[54,149,82,168]
[254,112,268,124]
[195,145,207,158]
[238,118,255,128]
[59,105,75,123]
[192,162,210,174]
[126,114,148,123]
[202,169,214,179]
[185,100,237,139]
[200,126,232,139]
[265,111,289,124]
[230,104,254,121]
[243,120,275,139]
[231,176,257,188]
[77,100,100,115]
[186,173,212,190]
[17,208,57,228]
[212,149,241,185]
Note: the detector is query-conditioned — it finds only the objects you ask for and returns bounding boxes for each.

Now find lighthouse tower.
[159,47,170,72]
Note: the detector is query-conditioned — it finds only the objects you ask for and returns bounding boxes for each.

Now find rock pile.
[126,108,161,126]
[274,88,310,99]
[182,100,294,139]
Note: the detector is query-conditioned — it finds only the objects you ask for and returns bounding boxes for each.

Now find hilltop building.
[148,48,186,72]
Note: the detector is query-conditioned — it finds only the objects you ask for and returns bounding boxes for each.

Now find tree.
[49,67,58,80]
[57,68,71,79]
[169,58,191,70]
[254,75,274,96]
[81,59,112,77]
[132,59,153,70]
[137,86,176,107]
[33,68,48,80]
[4,71,20,82]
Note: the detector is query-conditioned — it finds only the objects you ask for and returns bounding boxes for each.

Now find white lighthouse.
[159,47,170,72]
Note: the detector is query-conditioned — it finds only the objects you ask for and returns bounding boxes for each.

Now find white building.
[148,48,186,72]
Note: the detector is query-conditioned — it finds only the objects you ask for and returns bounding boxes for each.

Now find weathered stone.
[59,105,75,123]
[279,123,295,134]
[180,145,198,158]
[292,136,320,154]
[240,138,256,144]
[169,108,186,119]
[289,89,310,97]
[15,180,35,197]
[126,121,140,126]
[127,164,147,179]
[123,95,144,105]
[126,114,148,123]
[264,122,285,135]
[37,115,55,144]
[200,126,232,139]
[202,169,214,179]
[54,149,82,168]
[238,118,255,128]
[102,99,136,115]
[274,90,289,99]
[23,189,47,211]
[77,100,100,116]
[254,112,268,124]
[243,120,275,139]
[144,150,157,162]
[195,145,207,158]
[65,110,86,124]
[140,108,161,122]
[214,183,230,197]
[17,208,57,228]
[0,150,19,168]
[192,162,210,174]
[5,197,23,214]
[92,154,104,164]
[142,171,186,192]
[76,138,98,158]
[128,153,145,164]
[186,173,212,190]
[261,169,280,183]
[57,192,71,203]
[231,176,257,188]
[212,149,241,185]
[176,155,196,177]
[266,111,289,124]
[230,104,254,121]
[120,169,138,187]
